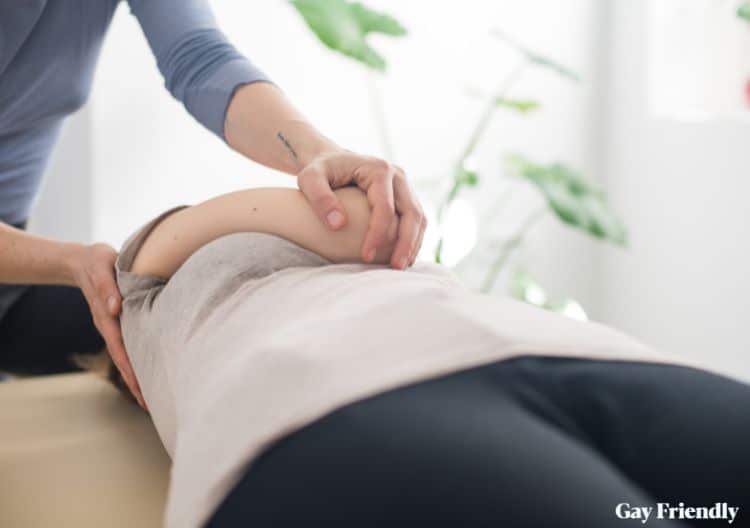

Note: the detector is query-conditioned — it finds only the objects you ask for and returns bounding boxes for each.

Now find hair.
[73,349,141,407]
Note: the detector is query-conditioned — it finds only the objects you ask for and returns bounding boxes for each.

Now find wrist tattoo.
[277,132,299,162]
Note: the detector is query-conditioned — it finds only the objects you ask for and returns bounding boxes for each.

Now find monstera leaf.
[739,2,750,20]
[492,28,581,82]
[290,0,407,71]
[495,97,541,113]
[505,154,627,246]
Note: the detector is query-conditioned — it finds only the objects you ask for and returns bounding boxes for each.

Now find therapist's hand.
[223,83,425,267]
[297,150,426,270]
[67,243,147,410]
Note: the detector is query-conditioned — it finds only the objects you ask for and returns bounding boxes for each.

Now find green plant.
[504,155,627,246]
[433,30,625,288]
[478,154,626,294]
[290,0,405,158]
[738,2,750,21]
[289,0,627,314]
[290,0,407,71]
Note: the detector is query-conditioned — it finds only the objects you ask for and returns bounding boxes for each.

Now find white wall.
[595,0,750,381]
[29,109,92,242]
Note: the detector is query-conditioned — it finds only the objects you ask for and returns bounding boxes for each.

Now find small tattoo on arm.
[277,132,299,162]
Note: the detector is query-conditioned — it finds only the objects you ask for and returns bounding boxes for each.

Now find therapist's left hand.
[297,150,426,270]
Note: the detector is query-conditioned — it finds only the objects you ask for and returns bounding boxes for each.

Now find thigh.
[514,357,750,513]
[0,284,104,374]
[207,363,680,528]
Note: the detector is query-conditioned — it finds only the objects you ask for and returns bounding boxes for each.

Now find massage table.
[0,373,170,527]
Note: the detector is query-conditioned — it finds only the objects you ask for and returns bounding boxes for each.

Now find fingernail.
[107,296,117,313]
[365,248,376,262]
[326,210,344,229]
[398,257,408,270]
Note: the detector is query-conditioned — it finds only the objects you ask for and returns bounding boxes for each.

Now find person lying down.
[105,186,749,528]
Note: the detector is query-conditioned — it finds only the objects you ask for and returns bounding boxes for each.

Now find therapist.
[0,1,426,408]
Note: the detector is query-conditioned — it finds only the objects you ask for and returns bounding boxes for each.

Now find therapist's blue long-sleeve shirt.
[0,0,270,225]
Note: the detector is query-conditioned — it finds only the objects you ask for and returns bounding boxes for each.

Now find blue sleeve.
[127,0,271,140]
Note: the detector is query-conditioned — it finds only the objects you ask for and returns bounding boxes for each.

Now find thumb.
[298,163,348,230]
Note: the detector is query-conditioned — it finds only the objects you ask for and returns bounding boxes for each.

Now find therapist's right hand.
[67,243,147,410]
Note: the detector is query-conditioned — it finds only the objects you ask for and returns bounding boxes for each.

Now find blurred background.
[31,0,750,381]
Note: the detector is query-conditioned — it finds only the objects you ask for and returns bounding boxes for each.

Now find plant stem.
[436,175,461,223]
[458,59,528,163]
[434,174,461,263]
[480,206,546,293]
[434,60,528,263]
[434,238,444,264]
[445,185,518,269]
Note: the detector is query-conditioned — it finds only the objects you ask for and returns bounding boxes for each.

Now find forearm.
[224,82,426,271]
[0,224,81,286]
[224,82,342,175]
[130,187,396,279]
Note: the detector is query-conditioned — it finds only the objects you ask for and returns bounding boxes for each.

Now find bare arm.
[130,186,397,280]
[130,0,424,269]
[0,225,81,286]
[0,225,146,409]
[225,83,426,270]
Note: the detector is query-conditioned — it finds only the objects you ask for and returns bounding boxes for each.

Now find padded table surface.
[0,372,170,527]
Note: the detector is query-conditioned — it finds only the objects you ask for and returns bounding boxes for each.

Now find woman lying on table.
[100,185,749,528]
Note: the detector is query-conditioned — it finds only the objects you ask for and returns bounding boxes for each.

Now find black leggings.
[208,356,750,528]
[0,219,104,375]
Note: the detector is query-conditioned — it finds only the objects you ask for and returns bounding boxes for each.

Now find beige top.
[115,206,708,528]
